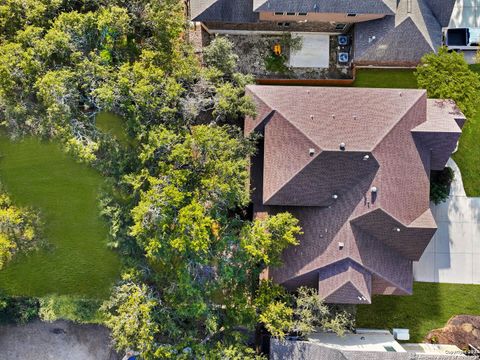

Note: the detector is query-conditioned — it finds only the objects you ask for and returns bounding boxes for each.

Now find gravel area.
[0,320,119,360]
[214,33,353,79]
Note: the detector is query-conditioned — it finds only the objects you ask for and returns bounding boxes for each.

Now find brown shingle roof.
[246,85,464,304]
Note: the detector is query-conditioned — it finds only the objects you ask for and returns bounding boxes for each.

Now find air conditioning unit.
[338,35,349,46]
[338,52,349,63]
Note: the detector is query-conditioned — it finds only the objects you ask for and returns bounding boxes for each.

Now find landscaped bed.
[356,282,480,343]
[217,34,353,79]
[0,136,120,299]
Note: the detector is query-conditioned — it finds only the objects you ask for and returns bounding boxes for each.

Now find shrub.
[39,295,104,324]
[203,37,239,77]
[264,53,289,74]
[430,167,455,204]
[0,294,39,324]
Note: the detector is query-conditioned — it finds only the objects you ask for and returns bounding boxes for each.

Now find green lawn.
[0,136,120,299]
[451,65,480,196]
[356,282,480,342]
[353,68,417,89]
[96,111,131,146]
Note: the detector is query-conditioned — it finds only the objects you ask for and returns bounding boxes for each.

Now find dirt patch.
[0,320,120,360]
[425,315,480,351]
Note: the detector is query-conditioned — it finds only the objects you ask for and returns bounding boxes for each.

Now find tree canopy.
[0,0,351,357]
[416,47,480,119]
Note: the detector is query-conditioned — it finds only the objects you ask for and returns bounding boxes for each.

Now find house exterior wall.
[259,12,385,23]
[202,21,342,33]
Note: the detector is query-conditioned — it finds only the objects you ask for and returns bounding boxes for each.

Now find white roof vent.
[309,148,315,156]
[393,227,401,232]
[363,155,370,161]
[332,194,338,200]
[339,143,346,151]
[371,186,378,193]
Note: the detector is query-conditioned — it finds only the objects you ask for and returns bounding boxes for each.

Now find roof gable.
[351,208,437,260]
[318,260,372,304]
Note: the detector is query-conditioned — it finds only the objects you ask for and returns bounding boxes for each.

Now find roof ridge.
[371,90,426,152]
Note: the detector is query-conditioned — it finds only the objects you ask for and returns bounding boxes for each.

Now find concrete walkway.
[414,158,480,284]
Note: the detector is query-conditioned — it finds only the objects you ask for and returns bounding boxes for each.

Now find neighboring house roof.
[252,0,396,15]
[425,0,456,27]
[190,0,258,23]
[270,338,467,360]
[246,85,464,304]
[354,0,449,65]
[190,0,396,22]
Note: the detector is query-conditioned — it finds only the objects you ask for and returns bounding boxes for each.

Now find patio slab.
[289,33,330,68]
[413,158,480,284]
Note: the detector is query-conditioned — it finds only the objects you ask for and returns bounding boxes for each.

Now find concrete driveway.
[289,33,330,68]
[414,158,480,284]
[0,320,119,360]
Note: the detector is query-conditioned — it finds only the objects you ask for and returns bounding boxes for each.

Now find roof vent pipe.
[309,148,315,156]
[371,186,378,193]
[363,155,370,161]
[332,194,338,200]
[339,142,346,151]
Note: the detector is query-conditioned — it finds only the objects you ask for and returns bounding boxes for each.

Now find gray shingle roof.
[190,0,258,23]
[354,0,446,65]
[190,0,397,22]
[271,339,468,360]
[424,0,456,27]
[253,0,396,15]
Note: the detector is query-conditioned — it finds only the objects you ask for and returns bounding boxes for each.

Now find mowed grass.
[0,136,120,299]
[452,65,480,196]
[96,111,131,146]
[356,282,480,342]
[353,68,417,89]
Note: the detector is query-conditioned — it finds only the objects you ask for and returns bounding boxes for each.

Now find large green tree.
[416,47,480,119]
[0,1,347,357]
